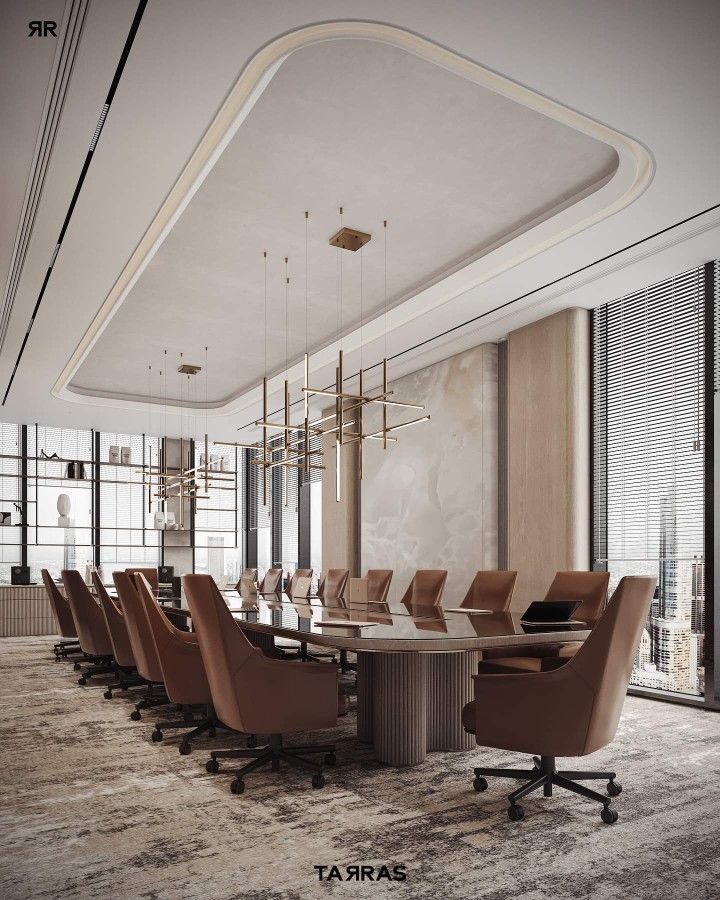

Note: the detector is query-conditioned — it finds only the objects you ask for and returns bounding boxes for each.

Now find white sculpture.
[57,493,71,527]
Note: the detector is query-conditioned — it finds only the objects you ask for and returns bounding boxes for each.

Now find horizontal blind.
[592,265,705,566]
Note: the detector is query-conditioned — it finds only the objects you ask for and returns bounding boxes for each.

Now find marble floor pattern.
[0,637,718,900]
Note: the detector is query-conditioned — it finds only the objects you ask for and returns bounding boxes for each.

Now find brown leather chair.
[366,569,393,604]
[61,570,115,684]
[461,571,517,610]
[125,567,159,592]
[113,571,169,719]
[400,570,447,608]
[318,569,349,599]
[184,573,338,792]
[481,570,610,672]
[133,574,219,754]
[41,569,80,659]
[234,568,258,593]
[464,576,655,824]
[285,568,313,599]
[92,572,143,698]
[258,567,282,595]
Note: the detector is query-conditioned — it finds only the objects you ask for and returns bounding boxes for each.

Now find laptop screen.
[521,600,581,623]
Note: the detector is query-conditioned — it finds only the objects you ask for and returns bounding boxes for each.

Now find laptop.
[521,600,582,626]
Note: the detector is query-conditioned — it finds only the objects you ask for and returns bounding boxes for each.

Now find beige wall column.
[321,419,360,576]
[507,307,590,609]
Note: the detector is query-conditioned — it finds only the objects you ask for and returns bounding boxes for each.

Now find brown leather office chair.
[41,569,80,660]
[481,569,610,672]
[464,576,655,824]
[285,568,313,599]
[61,570,116,684]
[400,570,447,608]
[184,574,338,792]
[113,571,169,719]
[366,569,393,604]
[125,567,159,592]
[234,568,258,593]
[318,569,349,599]
[258,567,282,595]
[133,574,219,754]
[92,572,143,698]
[460,571,517,610]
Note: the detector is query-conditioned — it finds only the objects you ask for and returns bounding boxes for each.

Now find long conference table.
[160,591,589,767]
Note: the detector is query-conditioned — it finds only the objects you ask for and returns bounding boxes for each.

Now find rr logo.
[28,21,57,37]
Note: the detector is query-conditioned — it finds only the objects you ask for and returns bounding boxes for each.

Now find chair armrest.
[470,667,593,757]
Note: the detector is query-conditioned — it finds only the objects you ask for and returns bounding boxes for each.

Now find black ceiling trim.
[2,0,148,405]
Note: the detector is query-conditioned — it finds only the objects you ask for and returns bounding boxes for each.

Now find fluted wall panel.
[0,587,56,637]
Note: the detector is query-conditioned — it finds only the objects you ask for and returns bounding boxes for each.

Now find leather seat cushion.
[477,655,570,674]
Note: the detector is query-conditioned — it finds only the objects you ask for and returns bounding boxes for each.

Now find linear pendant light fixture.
[221,211,429,502]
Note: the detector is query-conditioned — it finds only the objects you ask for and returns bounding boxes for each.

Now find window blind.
[592,266,705,568]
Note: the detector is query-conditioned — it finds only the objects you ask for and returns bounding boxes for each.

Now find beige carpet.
[0,636,718,900]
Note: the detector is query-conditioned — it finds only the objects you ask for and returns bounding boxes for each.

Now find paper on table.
[444,608,494,614]
[317,620,378,628]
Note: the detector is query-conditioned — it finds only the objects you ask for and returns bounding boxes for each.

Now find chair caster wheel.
[179,742,191,755]
[473,777,488,792]
[208,726,216,738]
[607,780,622,797]
[246,735,257,748]
[324,753,336,766]
[151,729,163,742]
[206,758,219,774]
[130,709,141,721]
[601,806,618,824]
[77,676,87,685]
[103,690,113,700]
[312,773,326,789]
[230,778,245,794]
[508,804,525,822]
[73,662,81,671]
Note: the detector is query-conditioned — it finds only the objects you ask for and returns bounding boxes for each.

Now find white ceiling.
[69,38,617,405]
[1,0,719,439]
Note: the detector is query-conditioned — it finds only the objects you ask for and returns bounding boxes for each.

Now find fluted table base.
[356,650,480,766]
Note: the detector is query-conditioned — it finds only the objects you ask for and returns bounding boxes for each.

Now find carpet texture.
[0,636,718,900]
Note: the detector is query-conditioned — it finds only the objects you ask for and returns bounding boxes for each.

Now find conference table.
[181,592,590,767]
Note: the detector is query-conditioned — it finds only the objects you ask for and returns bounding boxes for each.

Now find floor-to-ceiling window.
[592,263,715,702]
[194,441,243,584]
[99,431,161,576]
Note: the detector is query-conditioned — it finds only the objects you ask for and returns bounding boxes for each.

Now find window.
[26,425,94,582]
[99,432,161,575]
[592,265,709,697]
[194,442,243,584]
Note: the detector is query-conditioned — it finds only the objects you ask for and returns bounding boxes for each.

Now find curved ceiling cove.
[57,21,652,414]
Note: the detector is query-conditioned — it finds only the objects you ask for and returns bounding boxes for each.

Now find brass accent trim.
[329,226,371,252]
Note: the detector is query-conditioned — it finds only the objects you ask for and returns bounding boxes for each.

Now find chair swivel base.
[151,705,219,754]
[54,639,81,660]
[129,683,170,720]
[205,734,336,792]
[103,671,145,699]
[473,755,622,824]
[76,656,115,685]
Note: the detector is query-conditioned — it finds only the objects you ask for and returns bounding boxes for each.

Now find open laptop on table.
[521,599,583,627]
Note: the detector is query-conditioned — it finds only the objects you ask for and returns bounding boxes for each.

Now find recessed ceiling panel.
[69,37,619,405]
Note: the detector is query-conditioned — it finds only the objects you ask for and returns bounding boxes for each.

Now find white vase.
[109,445,120,464]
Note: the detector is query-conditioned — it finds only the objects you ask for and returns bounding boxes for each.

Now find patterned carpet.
[0,636,718,900]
